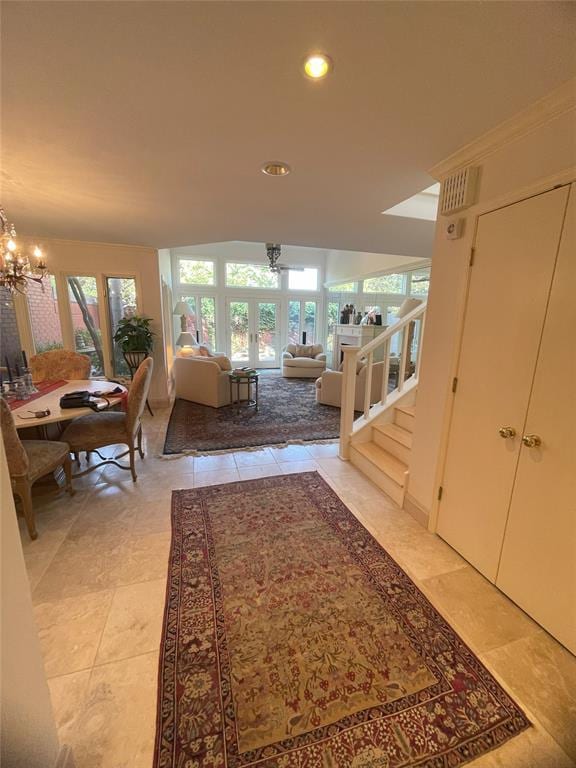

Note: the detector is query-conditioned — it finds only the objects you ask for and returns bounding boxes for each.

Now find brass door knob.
[522,434,542,448]
[499,427,516,439]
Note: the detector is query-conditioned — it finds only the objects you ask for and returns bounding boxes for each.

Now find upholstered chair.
[282,343,327,378]
[315,360,385,411]
[172,355,248,407]
[0,398,74,540]
[29,349,91,383]
[61,358,154,481]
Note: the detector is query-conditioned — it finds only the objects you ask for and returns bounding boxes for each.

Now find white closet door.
[496,184,576,654]
[437,186,570,581]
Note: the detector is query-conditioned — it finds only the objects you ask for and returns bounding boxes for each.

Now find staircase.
[350,404,415,506]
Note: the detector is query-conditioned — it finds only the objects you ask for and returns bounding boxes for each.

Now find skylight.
[381,183,440,221]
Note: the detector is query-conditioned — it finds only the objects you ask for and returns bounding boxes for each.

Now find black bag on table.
[59,391,110,412]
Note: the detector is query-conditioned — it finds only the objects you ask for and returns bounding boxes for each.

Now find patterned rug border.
[155,472,530,768]
[156,437,338,459]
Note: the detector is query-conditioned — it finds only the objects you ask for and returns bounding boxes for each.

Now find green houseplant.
[113,315,155,376]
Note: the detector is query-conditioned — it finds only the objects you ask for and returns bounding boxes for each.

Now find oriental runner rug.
[155,472,529,768]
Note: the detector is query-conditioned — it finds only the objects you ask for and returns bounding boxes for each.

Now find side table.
[228,372,259,412]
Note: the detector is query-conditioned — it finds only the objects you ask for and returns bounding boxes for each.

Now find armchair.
[315,360,385,410]
[172,355,247,408]
[282,343,326,378]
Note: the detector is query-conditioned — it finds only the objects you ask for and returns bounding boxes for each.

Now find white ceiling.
[2,2,575,255]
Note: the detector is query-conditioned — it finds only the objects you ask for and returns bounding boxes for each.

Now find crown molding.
[428,78,576,180]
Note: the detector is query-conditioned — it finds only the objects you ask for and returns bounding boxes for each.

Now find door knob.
[522,434,542,448]
[499,426,516,439]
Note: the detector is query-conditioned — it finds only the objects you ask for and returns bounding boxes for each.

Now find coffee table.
[228,371,259,412]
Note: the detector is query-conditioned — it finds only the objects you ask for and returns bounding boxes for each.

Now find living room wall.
[325,250,429,285]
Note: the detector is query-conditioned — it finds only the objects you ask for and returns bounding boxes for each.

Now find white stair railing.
[339,302,427,459]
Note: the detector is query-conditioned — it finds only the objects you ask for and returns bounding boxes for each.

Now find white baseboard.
[54,745,76,768]
[403,493,429,528]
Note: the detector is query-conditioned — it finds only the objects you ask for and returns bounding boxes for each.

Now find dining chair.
[61,357,154,481]
[0,398,74,540]
[29,349,91,383]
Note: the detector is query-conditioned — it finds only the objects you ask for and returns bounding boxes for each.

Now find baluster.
[415,312,426,379]
[398,324,410,392]
[363,352,373,419]
[380,338,390,405]
[339,346,358,460]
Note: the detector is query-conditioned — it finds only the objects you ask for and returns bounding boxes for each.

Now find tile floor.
[19,406,576,768]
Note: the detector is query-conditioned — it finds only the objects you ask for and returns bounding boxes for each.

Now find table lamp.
[176,332,196,348]
[173,301,191,331]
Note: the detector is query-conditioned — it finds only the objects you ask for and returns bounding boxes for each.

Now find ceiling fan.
[265,243,304,273]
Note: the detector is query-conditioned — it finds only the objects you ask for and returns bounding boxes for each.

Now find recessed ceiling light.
[261,162,292,177]
[303,53,332,80]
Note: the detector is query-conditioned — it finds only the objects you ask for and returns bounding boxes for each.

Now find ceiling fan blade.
[279,264,305,271]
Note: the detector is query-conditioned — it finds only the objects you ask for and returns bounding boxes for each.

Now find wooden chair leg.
[73,451,80,465]
[129,444,137,482]
[137,425,144,459]
[146,399,154,417]
[17,482,38,541]
[63,455,75,496]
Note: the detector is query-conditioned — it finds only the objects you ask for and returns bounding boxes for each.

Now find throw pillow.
[212,355,232,371]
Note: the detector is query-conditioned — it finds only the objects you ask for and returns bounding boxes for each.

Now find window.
[409,268,430,296]
[328,281,357,293]
[363,273,406,294]
[28,276,64,353]
[288,300,300,344]
[288,268,318,291]
[225,262,279,289]
[106,277,138,376]
[180,295,217,349]
[326,301,339,354]
[178,259,215,286]
[67,276,104,376]
[200,297,216,349]
[304,301,317,343]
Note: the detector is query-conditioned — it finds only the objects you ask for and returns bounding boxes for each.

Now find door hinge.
[452,377,458,393]
[437,486,443,501]
[469,247,476,266]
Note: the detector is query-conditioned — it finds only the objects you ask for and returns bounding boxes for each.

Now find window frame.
[224,261,281,291]
[287,267,320,292]
[177,257,217,288]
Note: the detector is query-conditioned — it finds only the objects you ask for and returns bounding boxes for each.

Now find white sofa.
[172,355,247,408]
[315,360,385,410]
[282,343,327,378]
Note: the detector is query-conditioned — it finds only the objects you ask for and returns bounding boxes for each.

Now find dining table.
[11,379,128,431]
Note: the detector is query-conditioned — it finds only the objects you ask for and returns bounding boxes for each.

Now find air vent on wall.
[439,166,479,215]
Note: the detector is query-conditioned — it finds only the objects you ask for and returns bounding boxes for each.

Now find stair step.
[372,423,412,462]
[352,442,408,487]
[373,422,413,449]
[394,404,416,433]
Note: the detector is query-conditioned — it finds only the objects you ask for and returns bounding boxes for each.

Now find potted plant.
[113,315,155,376]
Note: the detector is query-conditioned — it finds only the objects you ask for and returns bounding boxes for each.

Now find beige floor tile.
[23,549,58,592]
[95,579,166,665]
[35,590,114,678]
[194,468,240,486]
[132,499,173,535]
[48,668,92,749]
[270,444,313,462]
[33,537,132,603]
[305,441,339,458]
[111,531,171,587]
[66,652,159,768]
[482,631,576,760]
[233,447,276,466]
[280,459,320,474]
[194,453,236,471]
[420,566,541,654]
[238,464,284,481]
[468,720,575,767]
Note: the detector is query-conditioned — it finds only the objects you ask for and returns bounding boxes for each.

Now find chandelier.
[1,207,48,293]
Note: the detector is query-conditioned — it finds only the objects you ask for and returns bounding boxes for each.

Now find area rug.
[163,373,347,454]
[154,472,529,768]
